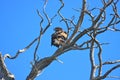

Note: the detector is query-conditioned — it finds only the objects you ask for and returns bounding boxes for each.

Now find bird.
[51,27,68,48]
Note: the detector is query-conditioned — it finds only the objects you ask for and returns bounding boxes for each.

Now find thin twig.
[37,9,44,31]
[67,0,86,43]
[4,37,39,60]
[42,0,51,34]
[33,35,42,62]
[100,64,120,79]
[58,0,69,34]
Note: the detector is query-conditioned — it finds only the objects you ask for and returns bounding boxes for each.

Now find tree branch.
[67,0,86,43]
[94,39,103,77]
[96,60,120,68]
[92,0,113,27]
[4,37,39,60]
[58,0,69,34]
[0,53,15,80]
[2,0,120,80]
[99,64,120,79]
[89,38,96,80]
[42,0,51,34]
[26,56,55,80]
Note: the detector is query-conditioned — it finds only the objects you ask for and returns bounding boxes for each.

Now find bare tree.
[0,0,120,80]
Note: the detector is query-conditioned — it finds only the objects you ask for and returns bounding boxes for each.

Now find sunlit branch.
[97,10,106,27]
[78,40,91,48]
[4,37,39,60]
[43,0,49,23]
[103,60,120,65]
[95,60,120,79]
[42,0,51,34]
[112,0,119,18]
[33,10,44,61]
[66,17,76,27]
[67,46,90,51]
[33,35,42,62]
[71,27,93,46]
[89,38,96,80]
[26,57,55,80]
[95,40,102,77]
[97,16,120,34]
[92,0,113,27]
[57,0,69,35]
[96,60,120,69]
[67,0,86,43]
[107,76,120,79]
[0,53,15,80]
[33,0,57,61]
[106,16,120,32]
[99,64,120,79]
[85,10,94,22]
[88,29,98,79]
[37,9,44,31]
[85,29,103,78]
[62,40,91,52]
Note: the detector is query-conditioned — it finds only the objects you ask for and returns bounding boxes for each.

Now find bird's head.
[54,27,62,32]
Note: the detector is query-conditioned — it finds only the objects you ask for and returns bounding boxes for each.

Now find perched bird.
[51,27,68,48]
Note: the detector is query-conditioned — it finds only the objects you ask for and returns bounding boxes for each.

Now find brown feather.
[51,27,68,48]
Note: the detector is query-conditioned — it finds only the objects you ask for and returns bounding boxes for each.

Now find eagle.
[51,27,68,47]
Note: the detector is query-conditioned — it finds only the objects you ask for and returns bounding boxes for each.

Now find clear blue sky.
[0,0,120,80]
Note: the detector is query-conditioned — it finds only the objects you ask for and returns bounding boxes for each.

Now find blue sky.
[0,0,120,80]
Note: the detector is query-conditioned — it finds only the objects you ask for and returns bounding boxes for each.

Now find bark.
[0,53,15,80]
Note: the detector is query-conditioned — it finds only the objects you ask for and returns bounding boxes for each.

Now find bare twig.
[107,76,120,79]
[33,10,44,61]
[71,27,94,46]
[67,0,86,43]
[85,10,94,22]
[66,17,76,27]
[112,0,119,18]
[92,0,113,27]
[58,0,69,34]
[33,0,57,61]
[37,9,44,30]
[42,0,51,34]
[33,35,42,62]
[103,60,120,65]
[99,64,120,79]
[4,37,39,60]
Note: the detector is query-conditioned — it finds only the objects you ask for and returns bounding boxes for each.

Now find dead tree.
[0,0,120,80]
